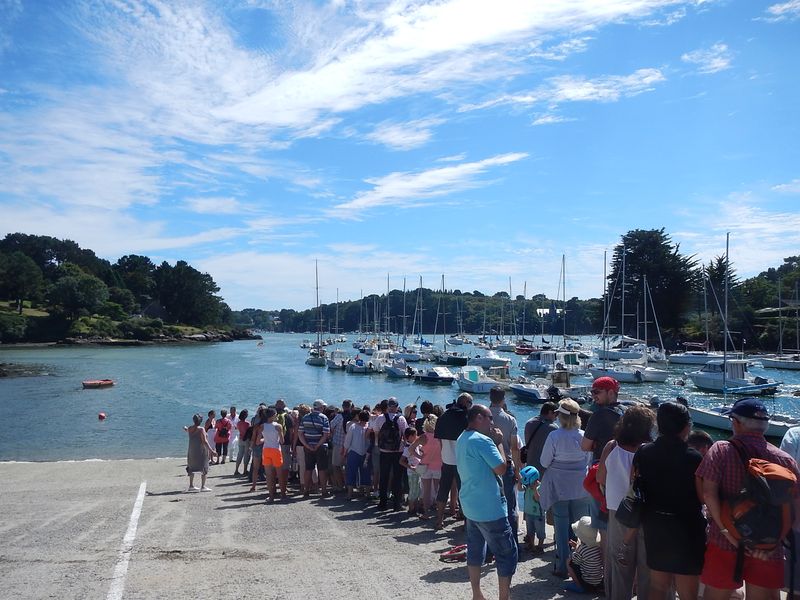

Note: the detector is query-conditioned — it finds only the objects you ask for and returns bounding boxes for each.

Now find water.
[1,334,799,461]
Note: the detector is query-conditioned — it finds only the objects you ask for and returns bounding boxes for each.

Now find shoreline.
[0,457,566,600]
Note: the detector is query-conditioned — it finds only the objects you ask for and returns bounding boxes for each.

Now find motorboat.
[688,359,780,395]
[413,366,455,385]
[687,404,799,438]
[385,359,414,378]
[508,379,552,403]
[589,364,668,384]
[456,366,501,394]
[594,336,647,361]
[520,350,557,375]
[467,350,511,369]
[82,379,114,389]
[761,354,800,371]
[432,350,469,366]
[346,356,382,374]
[668,342,725,365]
[325,348,349,370]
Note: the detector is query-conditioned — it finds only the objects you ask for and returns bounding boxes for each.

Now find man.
[274,398,294,498]
[371,397,407,510]
[581,376,625,539]
[488,387,522,548]
[523,401,558,475]
[229,406,239,461]
[456,404,518,600]
[299,399,331,497]
[329,399,355,493]
[697,398,800,600]
[434,392,473,529]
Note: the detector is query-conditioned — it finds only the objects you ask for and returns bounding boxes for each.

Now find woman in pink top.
[213,409,233,464]
[409,414,442,517]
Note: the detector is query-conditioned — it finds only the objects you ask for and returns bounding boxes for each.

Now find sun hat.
[592,376,620,393]
[572,516,599,547]
[730,397,770,421]
[555,399,580,416]
[313,399,327,410]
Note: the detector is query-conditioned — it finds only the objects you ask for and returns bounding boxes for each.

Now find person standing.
[229,406,239,461]
[274,398,294,498]
[233,408,250,476]
[581,376,625,545]
[329,399,354,493]
[434,392,473,529]
[257,408,284,503]
[204,410,216,464]
[372,397,408,510]
[523,402,558,474]
[214,409,232,465]
[299,399,331,498]
[185,414,217,492]
[697,398,800,600]
[456,404,518,600]
[488,387,522,549]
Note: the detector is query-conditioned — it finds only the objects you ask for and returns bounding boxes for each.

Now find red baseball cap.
[592,376,620,393]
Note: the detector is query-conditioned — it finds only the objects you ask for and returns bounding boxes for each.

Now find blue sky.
[1,0,799,311]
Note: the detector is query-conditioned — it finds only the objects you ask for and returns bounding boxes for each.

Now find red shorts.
[262,447,283,468]
[700,542,784,590]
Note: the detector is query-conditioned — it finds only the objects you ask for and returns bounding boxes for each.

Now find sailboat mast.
[621,246,626,338]
[561,254,567,345]
[778,277,783,355]
[314,260,321,347]
[723,233,730,397]
[703,272,710,348]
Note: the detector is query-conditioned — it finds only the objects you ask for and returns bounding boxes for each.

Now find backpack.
[378,414,401,451]
[720,438,797,584]
[218,422,229,438]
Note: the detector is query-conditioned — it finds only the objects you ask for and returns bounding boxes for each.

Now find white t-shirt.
[440,439,457,465]
[604,444,636,511]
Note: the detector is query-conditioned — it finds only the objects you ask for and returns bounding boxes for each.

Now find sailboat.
[687,235,780,396]
[305,261,327,366]
[668,272,725,365]
[762,280,800,370]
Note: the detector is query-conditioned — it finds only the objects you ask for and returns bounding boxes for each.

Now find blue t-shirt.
[456,429,507,522]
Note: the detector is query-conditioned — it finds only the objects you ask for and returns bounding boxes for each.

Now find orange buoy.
[98,412,107,421]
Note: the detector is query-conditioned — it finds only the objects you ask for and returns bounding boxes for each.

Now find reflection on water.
[1,334,798,461]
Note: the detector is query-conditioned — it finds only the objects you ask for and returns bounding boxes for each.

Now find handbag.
[615,476,643,529]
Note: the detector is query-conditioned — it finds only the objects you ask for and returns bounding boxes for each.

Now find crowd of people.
[183,376,800,600]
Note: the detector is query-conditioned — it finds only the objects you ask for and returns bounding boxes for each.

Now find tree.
[155,261,226,325]
[113,255,157,307]
[607,229,698,335]
[0,251,45,313]
[47,263,110,320]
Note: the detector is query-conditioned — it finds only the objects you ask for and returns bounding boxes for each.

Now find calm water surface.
[1,334,799,461]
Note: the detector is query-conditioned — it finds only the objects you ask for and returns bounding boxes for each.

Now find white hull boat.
[589,365,668,384]
[688,359,780,395]
[325,349,349,370]
[668,351,725,365]
[688,404,799,438]
[508,380,551,403]
[761,354,800,370]
[385,359,413,378]
[413,366,455,385]
[456,366,500,394]
[468,351,511,369]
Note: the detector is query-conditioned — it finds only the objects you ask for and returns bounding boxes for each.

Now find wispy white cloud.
[365,117,445,150]
[183,197,246,215]
[681,43,732,74]
[772,179,800,194]
[532,113,575,126]
[330,152,528,216]
[761,0,800,22]
[528,37,592,61]
[462,68,666,112]
[437,153,467,162]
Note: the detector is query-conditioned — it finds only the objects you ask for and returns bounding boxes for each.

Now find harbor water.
[1,334,799,461]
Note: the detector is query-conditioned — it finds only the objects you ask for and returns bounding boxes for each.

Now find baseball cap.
[592,376,620,393]
[730,397,769,421]
[313,399,327,410]
[555,399,580,416]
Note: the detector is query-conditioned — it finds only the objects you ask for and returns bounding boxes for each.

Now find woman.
[249,406,267,492]
[539,398,591,579]
[204,410,216,464]
[185,413,217,492]
[233,409,250,476]
[409,414,442,517]
[404,403,418,426]
[214,409,232,465]
[598,405,656,600]
[342,410,372,498]
[634,401,705,600]
[257,407,284,502]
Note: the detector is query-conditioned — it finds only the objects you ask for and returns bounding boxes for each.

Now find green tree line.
[0,233,231,342]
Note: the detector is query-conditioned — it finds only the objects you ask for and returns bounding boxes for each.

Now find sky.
[1,0,799,311]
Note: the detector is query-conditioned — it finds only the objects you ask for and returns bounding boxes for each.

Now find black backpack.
[378,414,401,451]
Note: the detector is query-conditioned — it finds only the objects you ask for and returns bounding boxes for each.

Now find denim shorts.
[465,517,518,578]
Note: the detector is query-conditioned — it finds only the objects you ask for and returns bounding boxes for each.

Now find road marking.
[107,481,146,600]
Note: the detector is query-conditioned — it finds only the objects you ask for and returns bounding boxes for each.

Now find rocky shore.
[57,328,262,346]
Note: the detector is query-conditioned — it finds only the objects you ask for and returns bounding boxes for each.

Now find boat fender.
[98,412,107,420]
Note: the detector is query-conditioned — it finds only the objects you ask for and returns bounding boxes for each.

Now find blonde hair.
[557,399,582,430]
[297,403,311,417]
[423,414,438,433]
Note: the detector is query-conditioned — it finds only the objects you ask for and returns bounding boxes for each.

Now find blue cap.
[730,397,769,421]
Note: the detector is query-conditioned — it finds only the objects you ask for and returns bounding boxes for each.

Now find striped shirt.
[572,544,603,586]
[301,411,330,446]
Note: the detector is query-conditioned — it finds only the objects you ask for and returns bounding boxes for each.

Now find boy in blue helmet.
[519,465,546,553]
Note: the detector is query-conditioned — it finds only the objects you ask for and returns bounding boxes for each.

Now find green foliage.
[155,260,227,325]
[0,251,45,313]
[46,265,110,320]
[0,311,27,342]
[99,301,128,321]
[118,317,164,340]
[68,315,121,338]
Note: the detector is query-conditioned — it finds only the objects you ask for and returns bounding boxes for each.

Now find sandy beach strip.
[0,458,569,599]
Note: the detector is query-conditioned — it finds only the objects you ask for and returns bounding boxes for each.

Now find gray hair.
[732,414,769,434]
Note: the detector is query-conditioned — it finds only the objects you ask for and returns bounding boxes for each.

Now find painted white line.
[107,481,146,600]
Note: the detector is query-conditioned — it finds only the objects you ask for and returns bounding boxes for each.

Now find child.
[399,428,422,514]
[566,516,604,594]
[518,465,545,553]
[688,429,713,456]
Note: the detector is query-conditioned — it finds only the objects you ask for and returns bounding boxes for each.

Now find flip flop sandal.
[439,544,468,562]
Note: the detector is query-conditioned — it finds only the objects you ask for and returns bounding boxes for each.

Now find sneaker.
[187,486,200,492]
[200,486,212,492]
